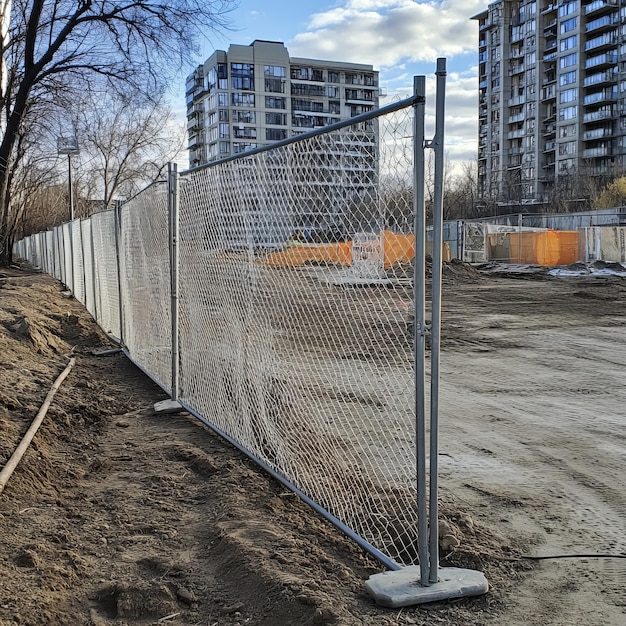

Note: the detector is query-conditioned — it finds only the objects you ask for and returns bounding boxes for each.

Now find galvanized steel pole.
[168,163,180,401]
[428,57,447,584]
[413,75,430,587]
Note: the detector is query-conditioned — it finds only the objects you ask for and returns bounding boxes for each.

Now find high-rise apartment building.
[186,40,380,166]
[473,0,626,209]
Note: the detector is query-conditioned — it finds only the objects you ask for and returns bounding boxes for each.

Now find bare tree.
[0,0,233,263]
[72,91,183,210]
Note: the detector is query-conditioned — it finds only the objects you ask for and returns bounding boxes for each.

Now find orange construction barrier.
[503,230,579,266]
[261,231,451,268]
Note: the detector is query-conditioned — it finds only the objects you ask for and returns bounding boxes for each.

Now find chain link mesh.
[71,219,86,305]
[90,210,121,339]
[80,219,96,317]
[178,106,418,564]
[13,103,420,566]
[119,186,172,393]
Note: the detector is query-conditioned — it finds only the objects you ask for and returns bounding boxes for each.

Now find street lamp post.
[57,136,79,292]
[57,136,79,221]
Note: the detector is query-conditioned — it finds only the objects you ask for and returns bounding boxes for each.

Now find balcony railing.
[508,113,525,124]
[583,127,612,140]
[582,108,614,123]
[583,69,617,87]
[584,0,618,15]
[585,52,618,69]
[583,145,612,157]
[583,89,617,105]
[584,32,618,51]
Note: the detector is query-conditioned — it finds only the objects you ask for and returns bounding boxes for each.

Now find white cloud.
[289,1,482,171]
[289,0,486,66]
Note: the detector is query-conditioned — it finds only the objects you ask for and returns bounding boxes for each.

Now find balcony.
[509,63,525,75]
[584,32,618,51]
[543,18,557,34]
[583,69,617,87]
[479,51,488,62]
[584,0,618,15]
[508,128,525,139]
[508,95,526,106]
[511,47,525,58]
[582,107,614,123]
[507,156,522,168]
[583,145,612,157]
[541,85,556,100]
[543,51,557,62]
[542,123,556,136]
[544,39,557,51]
[583,89,617,105]
[585,12,619,32]
[585,52,618,69]
[541,2,557,14]
[508,112,525,124]
[583,127,613,141]
[543,140,556,152]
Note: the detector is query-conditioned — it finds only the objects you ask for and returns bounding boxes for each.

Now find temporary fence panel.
[71,219,86,305]
[177,105,419,565]
[119,185,172,394]
[580,226,626,262]
[91,210,121,340]
[62,222,73,291]
[80,219,96,317]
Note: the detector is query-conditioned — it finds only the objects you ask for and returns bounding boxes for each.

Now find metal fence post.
[413,75,430,587]
[114,200,125,346]
[428,57,447,584]
[168,163,180,402]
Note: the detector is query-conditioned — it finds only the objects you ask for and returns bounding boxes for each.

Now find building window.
[292,83,326,97]
[558,1,578,18]
[232,110,256,124]
[265,78,285,93]
[219,141,230,154]
[266,129,288,141]
[559,124,576,138]
[265,96,286,109]
[232,92,255,107]
[328,71,340,83]
[219,109,229,122]
[559,70,577,86]
[291,67,324,81]
[559,105,577,121]
[233,127,256,139]
[329,101,341,114]
[219,123,229,138]
[264,65,286,77]
[559,53,577,69]
[559,88,577,103]
[560,17,577,34]
[328,86,339,98]
[233,142,257,154]
[560,35,577,52]
[266,112,287,125]
[231,62,254,90]
[558,141,577,155]
[218,93,229,107]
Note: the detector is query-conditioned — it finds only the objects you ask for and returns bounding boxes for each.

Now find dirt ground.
[0,263,624,625]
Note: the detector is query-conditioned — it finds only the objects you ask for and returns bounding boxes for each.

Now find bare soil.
[0,264,624,625]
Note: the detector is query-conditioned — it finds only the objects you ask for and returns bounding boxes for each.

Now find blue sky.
[179,0,488,170]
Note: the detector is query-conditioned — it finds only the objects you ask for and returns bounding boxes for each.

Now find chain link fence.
[14,94,428,569]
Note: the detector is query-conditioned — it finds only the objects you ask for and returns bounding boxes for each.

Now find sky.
[178,0,488,174]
